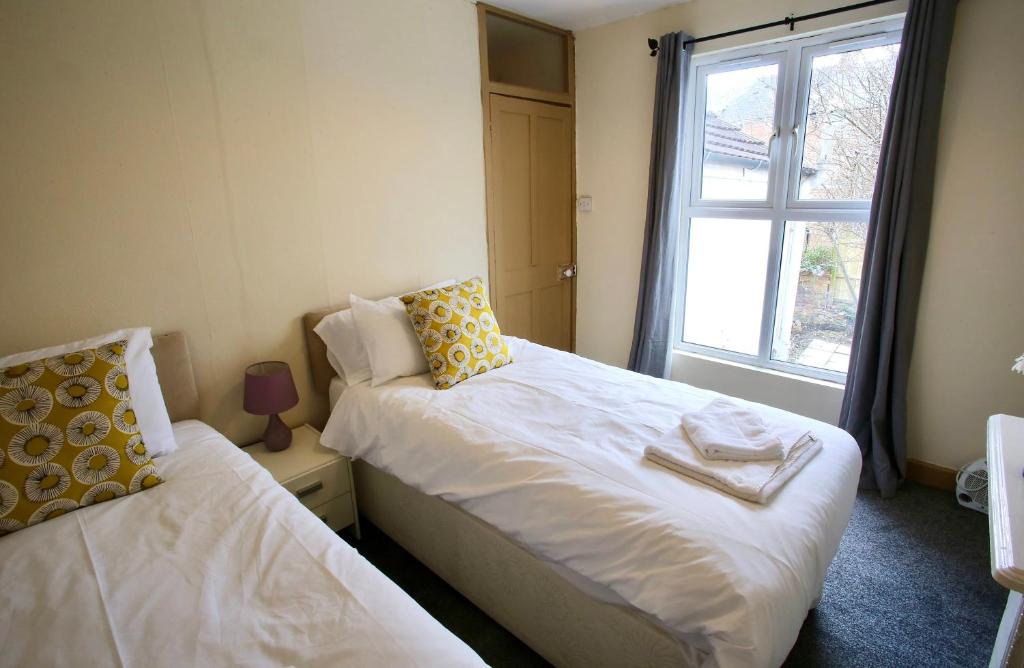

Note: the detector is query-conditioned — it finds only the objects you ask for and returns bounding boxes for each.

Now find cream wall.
[670,353,844,425]
[907,0,1024,468]
[0,0,487,444]
[576,0,1024,468]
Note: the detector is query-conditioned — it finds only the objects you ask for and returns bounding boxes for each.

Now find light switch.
[577,196,593,212]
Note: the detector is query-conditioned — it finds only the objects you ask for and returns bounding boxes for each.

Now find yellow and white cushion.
[0,340,162,536]
[0,328,177,457]
[400,277,512,389]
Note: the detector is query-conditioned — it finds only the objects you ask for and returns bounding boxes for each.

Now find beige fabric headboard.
[151,332,200,423]
[303,308,339,395]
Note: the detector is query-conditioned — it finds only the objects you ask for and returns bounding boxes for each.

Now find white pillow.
[314,309,371,387]
[0,327,178,457]
[315,280,455,388]
[349,294,428,387]
[325,349,345,382]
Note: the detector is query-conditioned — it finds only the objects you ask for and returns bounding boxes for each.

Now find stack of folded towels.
[644,397,821,504]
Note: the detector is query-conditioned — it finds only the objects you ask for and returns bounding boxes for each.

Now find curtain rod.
[647,0,900,56]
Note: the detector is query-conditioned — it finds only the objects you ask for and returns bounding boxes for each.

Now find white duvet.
[0,421,483,668]
[321,338,861,668]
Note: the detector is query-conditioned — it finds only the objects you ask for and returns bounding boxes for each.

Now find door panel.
[533,114,572,267]
[495,111,533,270]
[503,290,533,340]
[533,283,569,349]
[488,94,573,351]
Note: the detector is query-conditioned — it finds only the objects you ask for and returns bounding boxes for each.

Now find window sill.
[672,348,846,391]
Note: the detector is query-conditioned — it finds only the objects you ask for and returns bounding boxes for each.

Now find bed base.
[352,460,701,667]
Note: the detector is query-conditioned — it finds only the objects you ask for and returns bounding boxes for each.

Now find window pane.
[798,42,900,200]
[486,13,568,93]
[683,218,771,355]
[771,221,867,372]
[700,64,778,200]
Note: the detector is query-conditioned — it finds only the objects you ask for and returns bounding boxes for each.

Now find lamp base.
[263,413,292,452]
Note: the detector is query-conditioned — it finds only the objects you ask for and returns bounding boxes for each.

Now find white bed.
[320,336,861,667]
[0,418,484,666]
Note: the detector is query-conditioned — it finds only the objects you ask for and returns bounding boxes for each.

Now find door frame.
[477,3,577,351]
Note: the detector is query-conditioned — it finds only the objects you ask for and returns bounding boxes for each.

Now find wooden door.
[487,94,574,351]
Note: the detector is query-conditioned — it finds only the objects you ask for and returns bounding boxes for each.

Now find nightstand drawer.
[310,493,355,532]
[282,458,351,510]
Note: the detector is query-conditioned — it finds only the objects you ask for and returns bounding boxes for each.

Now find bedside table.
[245,424,360,538]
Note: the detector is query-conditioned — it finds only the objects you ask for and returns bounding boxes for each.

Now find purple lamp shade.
[244,361,299,451]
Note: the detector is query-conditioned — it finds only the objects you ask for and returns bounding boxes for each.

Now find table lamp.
[243,361,299,451]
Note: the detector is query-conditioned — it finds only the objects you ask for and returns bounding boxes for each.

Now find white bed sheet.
[321,337,861,668]
[0,420,483,668]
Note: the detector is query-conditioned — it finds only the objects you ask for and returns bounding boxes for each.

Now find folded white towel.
[644,425,821,504]
[681,397,784,461]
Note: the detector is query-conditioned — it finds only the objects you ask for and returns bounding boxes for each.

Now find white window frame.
[689,51,787,210]
[674,17,904,384]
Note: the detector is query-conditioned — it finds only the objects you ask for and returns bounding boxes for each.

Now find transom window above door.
[677,19,903,382]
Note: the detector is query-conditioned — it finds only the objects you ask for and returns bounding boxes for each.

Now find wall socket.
[577,196,593,212]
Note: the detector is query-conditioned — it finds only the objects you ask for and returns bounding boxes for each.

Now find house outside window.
[675,19,903,382]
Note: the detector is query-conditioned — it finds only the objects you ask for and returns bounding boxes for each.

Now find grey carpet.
[784,482,1004,667]
[341,482,1005,667]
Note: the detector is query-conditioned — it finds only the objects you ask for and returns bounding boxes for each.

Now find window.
[677,21,902,382]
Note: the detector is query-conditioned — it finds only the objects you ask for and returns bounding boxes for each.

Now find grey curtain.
[628,32,693,377]
[839,0,958,497]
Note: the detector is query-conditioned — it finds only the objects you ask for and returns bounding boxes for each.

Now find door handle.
[558,264,576,280]
[295,480,324,499]
[790,123,802,163]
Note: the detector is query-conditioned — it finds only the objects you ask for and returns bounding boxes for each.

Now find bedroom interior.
[1,0,1021,667]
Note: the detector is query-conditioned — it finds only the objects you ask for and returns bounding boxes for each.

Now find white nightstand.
[245,424,360,538]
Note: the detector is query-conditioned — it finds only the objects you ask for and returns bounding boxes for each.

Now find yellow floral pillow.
[401,277,512,389]
[0,340,162,537]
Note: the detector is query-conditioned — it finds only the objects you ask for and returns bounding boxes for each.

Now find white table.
[987,414,1024,667]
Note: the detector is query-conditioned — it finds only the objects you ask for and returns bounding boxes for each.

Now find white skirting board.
[352,460,704,668]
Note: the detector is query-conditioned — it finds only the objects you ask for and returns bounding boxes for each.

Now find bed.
[304,310,862,668]
[0,332,484,667]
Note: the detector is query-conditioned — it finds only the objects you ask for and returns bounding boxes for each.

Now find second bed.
[314,333,861,668]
